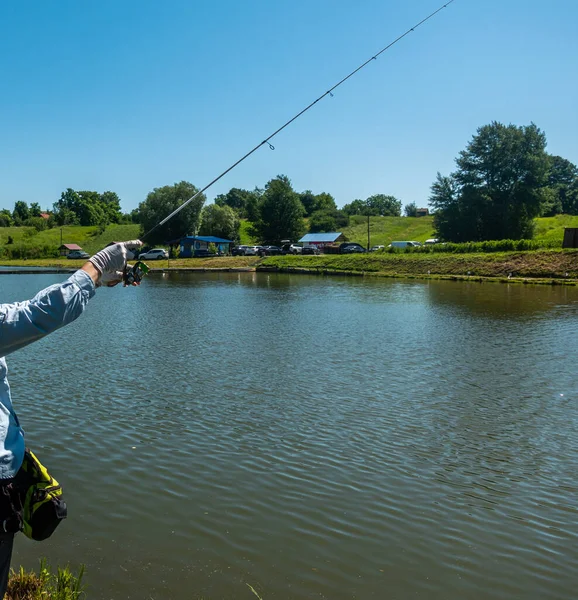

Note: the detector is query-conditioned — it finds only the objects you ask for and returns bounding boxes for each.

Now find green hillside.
[342,215,435,246]
[1,213,576,259]
[0,224,141,258]
[533,214,578,242]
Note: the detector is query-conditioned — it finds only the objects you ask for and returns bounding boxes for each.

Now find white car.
[139,248,169,260]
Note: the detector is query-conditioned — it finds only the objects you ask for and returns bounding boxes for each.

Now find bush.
[0,244,60,259]
[23,217,49,232]
[384,239,562,254]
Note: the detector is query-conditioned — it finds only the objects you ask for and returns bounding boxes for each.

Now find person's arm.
[0,269,96,358]
[81,261,100,285]
[0,241,142,358]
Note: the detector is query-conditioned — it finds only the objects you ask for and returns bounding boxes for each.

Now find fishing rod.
[140,0,456,244]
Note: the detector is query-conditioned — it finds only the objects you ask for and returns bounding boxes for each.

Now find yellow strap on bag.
[17,449,67,541]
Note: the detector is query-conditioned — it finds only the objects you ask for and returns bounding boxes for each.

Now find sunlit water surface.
[2,272,577,599]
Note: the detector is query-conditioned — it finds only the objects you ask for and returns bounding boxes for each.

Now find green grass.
[260,249,578,280]
[6,560,85,600]
[79,224,140,254]
[0,226,99,248]
[342,215,435,246]
[533,214,578,242]
[0,224,140,252]
[239,220,257,245]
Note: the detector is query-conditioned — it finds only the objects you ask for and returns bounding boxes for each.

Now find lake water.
[2,271,578,599]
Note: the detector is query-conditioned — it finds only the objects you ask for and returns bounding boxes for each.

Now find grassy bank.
[3,250,578,283]
[0,256,262,270]
[259,250,578,282]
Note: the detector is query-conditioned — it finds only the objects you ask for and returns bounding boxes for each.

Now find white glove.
[88,240,142,287]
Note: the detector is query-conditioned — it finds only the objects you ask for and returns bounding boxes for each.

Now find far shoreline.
[1,249,578,285]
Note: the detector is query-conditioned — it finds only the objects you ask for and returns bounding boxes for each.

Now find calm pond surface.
[2,271,578,599]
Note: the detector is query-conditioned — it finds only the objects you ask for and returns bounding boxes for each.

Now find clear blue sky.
[1,0,576,213]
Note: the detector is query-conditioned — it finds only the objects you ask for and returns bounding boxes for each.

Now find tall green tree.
[53,189,122,226]
[199,204,240,241]
[13,201,30,224]
[251,175,305,243]
[138,181,205,245]
[214,187,261,220]
[29,202,42,217]
[366,194,402,216]
[342,199,366,216]
[343,195,401,217]
[431,122,550,241]
[298,191,337,217]
[544,155,578,215]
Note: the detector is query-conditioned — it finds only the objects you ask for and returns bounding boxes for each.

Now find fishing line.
[141,0,456,242]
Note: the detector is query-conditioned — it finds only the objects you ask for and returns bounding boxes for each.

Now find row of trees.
[136,178,408,245]
[430,121,578,242]
[0,190,129,229]
[138,177,418,244]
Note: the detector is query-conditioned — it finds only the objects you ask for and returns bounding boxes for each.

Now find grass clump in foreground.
[6,560,85,600]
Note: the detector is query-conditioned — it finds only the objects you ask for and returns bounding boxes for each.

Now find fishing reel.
[123,261,150,286]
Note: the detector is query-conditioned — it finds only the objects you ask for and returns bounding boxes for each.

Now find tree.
[29,202,42,217]
[138,181,205,245]
[309,210,337,233]
[299,191,317,216]
[53,189,122,227]
[12,201,29,225]
[298,191,337,217]
[199,204,240,241]
[366,194,402,216]
[343,195,401,216]
[99,191,122,224]
[342,199,366,216]
[430,122,550,241]
[404,202,418,217]
[308,208,349,233]
[0,209,13,227]
[214,188,261,219]
[251,175,305,243]
[543,155,578,215]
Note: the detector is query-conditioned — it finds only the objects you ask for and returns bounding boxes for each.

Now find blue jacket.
[0,270,95,479]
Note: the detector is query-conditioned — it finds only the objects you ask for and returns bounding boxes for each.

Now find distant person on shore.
[0,240,141,598]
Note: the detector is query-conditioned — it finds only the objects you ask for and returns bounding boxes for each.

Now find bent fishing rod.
[140,0,456,244]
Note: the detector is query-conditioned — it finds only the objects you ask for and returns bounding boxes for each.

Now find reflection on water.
[3,272,578,599]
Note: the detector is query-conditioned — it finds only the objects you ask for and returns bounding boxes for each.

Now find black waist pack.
[13,449,68,541]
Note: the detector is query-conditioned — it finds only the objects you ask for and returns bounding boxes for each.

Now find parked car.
[369,245,385,252]
[258,245,283,256]
[66,250,90,259]
[281,243,302,255]
[424,238,440,245]
[232,245,250,256]
[301,246,320,255]
[139,248,169,260]
[388,241,422,249]
[244,246,261,256]
[340,243,367,254]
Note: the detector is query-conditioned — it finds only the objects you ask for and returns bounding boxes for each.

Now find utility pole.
[367,213,370,250]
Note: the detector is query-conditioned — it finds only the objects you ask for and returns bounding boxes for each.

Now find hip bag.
[14,449,68,541]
